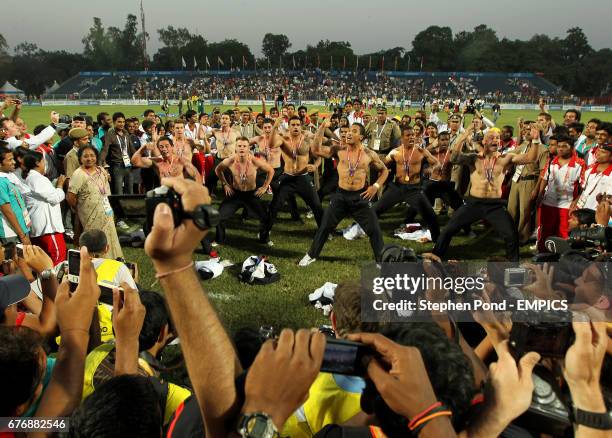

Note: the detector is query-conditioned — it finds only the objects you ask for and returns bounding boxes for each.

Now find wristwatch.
[40,268,55,280]
[574,407,612,430]
[236,412,280,438]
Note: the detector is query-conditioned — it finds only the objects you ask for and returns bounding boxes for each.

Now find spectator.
[79,229,136,289]
[0,144,31,245]
[66,145,123,259]
[21,152,67,264]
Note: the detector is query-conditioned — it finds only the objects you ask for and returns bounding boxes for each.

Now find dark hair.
[139,291,170,352]
[0,327,44,416]
[286,103,295,110]
[0,117,9,128]
[96,112,109,124]
[426,122,437,129]
[236,136,250,145]
[437,131,451,139]
[361,324,475,437]
[164,120,174,133]
[596,122,612,136]
[568,122,584,133]
[184,110,197,119]
[538,112,552,121]
[157,135,173,147]
[72,115,85,123]
[288,115,301,124]
[298,105,307,112]
[570,208,596,227]
[141,119,155,131]
[588,118,601,126]
[502,125,514,135]
[564,109,581,122]
[556,134,574,146]
[233,327,264,369]
[79,229,108,254]
[263,118,273,125]
[77,145,99,163]
[352,122,366,137]
[33,124,47,136]
[0,145,12,163]
[143,109,155,117]
[21,151,43,179]
[112,112,125,122]
[69,375,163,437]
[400,125,414,136]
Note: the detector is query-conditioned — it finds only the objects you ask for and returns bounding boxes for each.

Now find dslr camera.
[568,226,612,252]
[145,186,219,234]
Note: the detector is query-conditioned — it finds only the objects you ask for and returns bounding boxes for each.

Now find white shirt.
[23,170,65,236]
[348,111,364,126]
[5,125,56,150]
[541,156,584,209]
[184,123,200,140]
[578,163,612,210]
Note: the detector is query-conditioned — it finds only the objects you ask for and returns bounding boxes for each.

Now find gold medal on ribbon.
[405,174,410,182]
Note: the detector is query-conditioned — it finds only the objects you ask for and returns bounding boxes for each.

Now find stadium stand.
[45,70,565,102]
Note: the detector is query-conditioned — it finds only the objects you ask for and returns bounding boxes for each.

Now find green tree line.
[0,17,610,97]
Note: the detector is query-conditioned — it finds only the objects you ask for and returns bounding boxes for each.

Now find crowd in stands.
[0,92,611,438]
[46,70,566,104]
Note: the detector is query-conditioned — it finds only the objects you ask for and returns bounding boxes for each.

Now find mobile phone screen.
[320,339,370,376]
[68,250,80,280]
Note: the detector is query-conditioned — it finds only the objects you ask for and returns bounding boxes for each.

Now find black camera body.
[569,226,612,251]
[509,309,574,359]
[145,186,219,234]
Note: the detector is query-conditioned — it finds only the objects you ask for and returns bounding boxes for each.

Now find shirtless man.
[423,131,465,215]
[299,122,389,266]
[171,119,194,162]
[205,112,239,193]
[131,134,202,183]
[250,117,300,218]
[213,137,274,245]
[373,125,441,241]
[262,116,324,237]
[433,125,541,261]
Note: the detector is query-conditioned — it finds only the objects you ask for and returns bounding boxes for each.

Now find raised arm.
[131,145,154,168]
[260,95,266,116]
[509,126,541,165]
[449,127,477,166]
[145,178,242,437]
[310,120,338,159]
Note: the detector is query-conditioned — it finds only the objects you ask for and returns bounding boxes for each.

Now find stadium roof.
[0,81,24,95]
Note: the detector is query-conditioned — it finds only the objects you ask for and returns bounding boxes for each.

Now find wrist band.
[373,182,380,189]
[411,411,452,434]
[155,261,195,279]
[407,402,442,429]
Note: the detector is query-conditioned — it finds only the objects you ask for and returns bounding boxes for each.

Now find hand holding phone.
[67,249,81,286]
[320,338,372,376]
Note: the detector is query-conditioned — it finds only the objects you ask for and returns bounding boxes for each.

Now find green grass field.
[16,105,612,333]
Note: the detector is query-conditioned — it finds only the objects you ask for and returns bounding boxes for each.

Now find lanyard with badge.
[88,168,114,216]
[576,167,606,208]
[372,121,387,151]
[117,134,131,168]
[9,184,31,228]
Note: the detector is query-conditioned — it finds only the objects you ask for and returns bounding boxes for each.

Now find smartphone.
[320,339,372,376]
[15,244,23,258]
[67,249,80,285]
[97,280,124,305]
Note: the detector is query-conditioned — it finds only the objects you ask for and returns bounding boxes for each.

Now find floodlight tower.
[140,0,149,70]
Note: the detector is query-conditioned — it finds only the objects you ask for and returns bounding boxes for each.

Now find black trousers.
[433,198,519,261]
[309,189,384,261]
[256,168,300,220]
[215,190,268,244]
[265,174,323,234]
[373,181,440,241]
[318,171,339,202]
[423,179,464,210]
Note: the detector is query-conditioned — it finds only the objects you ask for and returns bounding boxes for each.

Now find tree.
[262,33,291,67]
[562,27,592,63]
[410,26,455,70]
[82,17,115,70]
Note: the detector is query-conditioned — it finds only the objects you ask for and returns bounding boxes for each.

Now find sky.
[3,0,611,57]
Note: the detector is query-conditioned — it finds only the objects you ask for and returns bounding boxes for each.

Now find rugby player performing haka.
[213,137,275,245]
[433,125,541,261]
[298,120,389,266]
[205,112,239,193]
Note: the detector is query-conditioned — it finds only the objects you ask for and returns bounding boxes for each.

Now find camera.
[58,114,72,125]
[145,186,219,234]
[504,267,532,287]
[509,309,574,358]
[568,226,612,251]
